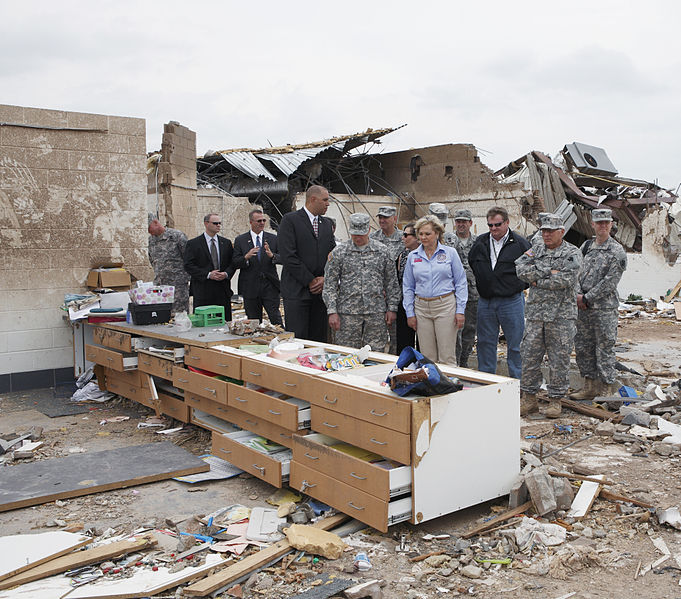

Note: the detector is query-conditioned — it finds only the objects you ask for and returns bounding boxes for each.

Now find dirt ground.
[1,316,681,598]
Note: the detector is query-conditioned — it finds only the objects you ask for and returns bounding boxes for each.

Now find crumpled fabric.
[514,517,567,553]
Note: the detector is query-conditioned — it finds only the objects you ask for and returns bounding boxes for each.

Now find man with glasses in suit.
[468,206,530,379]
[184,213,235,321]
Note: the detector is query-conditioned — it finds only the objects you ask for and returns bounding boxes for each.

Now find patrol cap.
[348,213,370,235]
[539,214,564,230]
[453,208,472,221]
[428,202,448,218]
[592,208,613,222]
[537,212,551,226]
[148,212,158,226]
[377,206,396,217]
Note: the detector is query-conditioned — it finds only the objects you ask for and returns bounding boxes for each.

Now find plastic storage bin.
[128,302,172,325]
[189,305,225,327]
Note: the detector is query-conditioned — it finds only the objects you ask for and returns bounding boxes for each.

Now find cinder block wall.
[0,104,150,389]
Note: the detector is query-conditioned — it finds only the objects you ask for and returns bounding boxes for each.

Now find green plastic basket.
[190,305,225,327]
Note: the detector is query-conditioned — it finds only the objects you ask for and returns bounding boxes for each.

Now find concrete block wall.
[0,103,150,389]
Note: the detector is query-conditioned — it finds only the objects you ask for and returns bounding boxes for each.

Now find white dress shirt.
[489,231,509,270]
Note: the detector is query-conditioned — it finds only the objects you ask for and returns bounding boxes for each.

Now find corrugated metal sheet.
[255,144,339,177]
[220,151,276,181]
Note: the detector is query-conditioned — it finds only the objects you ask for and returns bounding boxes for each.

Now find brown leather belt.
[415,291,454,301]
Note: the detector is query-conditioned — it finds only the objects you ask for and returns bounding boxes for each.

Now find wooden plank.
[461,501,533,539]
[665,278,681,303]
[547,471,614,486]
[560,398,622,422]
[0,442,208,513]
[600,489,654,509]
[0,536,157,590]
[183,514,349,597]
[566,475,604,519]
[0,531,90,582]
[100,322,244,348]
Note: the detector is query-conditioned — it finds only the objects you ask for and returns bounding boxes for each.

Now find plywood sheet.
[0,531,90,582]
[0,443,208,513]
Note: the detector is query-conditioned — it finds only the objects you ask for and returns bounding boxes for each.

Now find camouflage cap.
[539,214,564,230]
[592,208,613,222]
[428,202,448,217]
[453,208,472,221]
[537,212,552,226]
[377,206,396,217]
[348,213,370,235]
[148,212,158,226]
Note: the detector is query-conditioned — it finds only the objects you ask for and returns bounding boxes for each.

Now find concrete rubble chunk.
[423,554,450,568]
[552,477,575,511]
[595,421,615,436]
[524,465,557,515]
[509,475,529,509]
[344,579,385,599]
[284,524,346,559]
[460,564,483,578]
[620,407,651,427]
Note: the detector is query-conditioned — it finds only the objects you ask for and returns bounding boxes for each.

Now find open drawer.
[86,344,137,372]
[138,351,175,379]
[211,430,291,487]
[240,356,315,400]
[290,461,411,533]
[292,433,411,500]
[228,383,310,431]
[184,345,241,379]
[173,366,228,405]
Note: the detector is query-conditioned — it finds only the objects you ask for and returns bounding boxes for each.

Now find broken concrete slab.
[509,475,529,509]
[524,466,557,516]
[552,477,575,511]
[284,524,346,560]
[344,579,384,599]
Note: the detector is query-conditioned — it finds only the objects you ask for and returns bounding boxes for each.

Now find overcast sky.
[2,1,679,189]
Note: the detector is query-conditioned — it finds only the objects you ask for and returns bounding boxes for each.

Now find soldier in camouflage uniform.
[323,213,400,351]
[516,214,582,418]
[570,209,627,400]
[429,202,457,246]
[148,214,190,314]
[451,209,478,368]
[370,206,402,352]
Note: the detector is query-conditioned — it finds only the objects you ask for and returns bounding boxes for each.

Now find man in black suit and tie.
[278,185,336,341]
[184,213,234,322]
[232,208,283,325]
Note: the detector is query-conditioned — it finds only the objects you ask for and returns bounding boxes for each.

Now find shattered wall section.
[197,188,252,240]
[149,122,198,236]
[0,104,149,379]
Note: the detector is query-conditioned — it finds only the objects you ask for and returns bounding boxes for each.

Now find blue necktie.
[256,235,262,261]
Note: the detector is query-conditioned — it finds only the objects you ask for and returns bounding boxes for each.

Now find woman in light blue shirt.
[403,215,468,365]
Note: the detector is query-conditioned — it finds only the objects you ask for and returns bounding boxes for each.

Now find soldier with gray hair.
[515,214,582,418]
[570,209,627,400]
[323,213,400,351]
[147,213,190,314]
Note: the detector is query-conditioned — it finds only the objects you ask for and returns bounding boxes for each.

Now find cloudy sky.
[2,1,679,188]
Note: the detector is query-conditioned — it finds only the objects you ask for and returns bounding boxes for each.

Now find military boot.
[520,392,538,416]
[569,378,596,401]
[542,398,563,419]
[600,381,620,396]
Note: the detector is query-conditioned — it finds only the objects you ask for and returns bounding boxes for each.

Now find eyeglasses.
[403,232,415,237]
[255,219,266,223]
[487,221,505,228]
[209,221,221,225]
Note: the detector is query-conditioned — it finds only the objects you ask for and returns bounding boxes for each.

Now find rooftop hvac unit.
[564,142,618,176]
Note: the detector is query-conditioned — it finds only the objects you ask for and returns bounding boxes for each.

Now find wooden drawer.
[290,462,411,533]
[93,327,133,352]
[310,378,411,433]
[212,431,291,487]
[104,367,146,388]
[86,344,137,372]
[311,405,411,465]
[228,383,310,431]
[173,366,228,405]
[185,392,234,421]
[138,351,175,379]
[105,377,151,406]
[292,433,411,500]
[225,406,300,449]
[184,346,241,379]
[241,357,314,400]
[159,392,189,423]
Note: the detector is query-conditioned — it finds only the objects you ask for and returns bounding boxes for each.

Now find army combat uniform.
[575,236,627,386]
[516,239,582,399]
[322,239,400,351]
[370,226,403,352]
[451,233,478,367]
[148,228,190,314]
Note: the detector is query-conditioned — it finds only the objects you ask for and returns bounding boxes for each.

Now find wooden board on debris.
[0,442,208,513]
[566,474,604,519]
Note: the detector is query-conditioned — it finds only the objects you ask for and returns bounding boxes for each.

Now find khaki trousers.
[414,293,457,365]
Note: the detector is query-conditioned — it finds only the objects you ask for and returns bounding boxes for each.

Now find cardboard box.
[87,268,132,289]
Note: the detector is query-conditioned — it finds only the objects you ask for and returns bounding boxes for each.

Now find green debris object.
[475,557,512,565]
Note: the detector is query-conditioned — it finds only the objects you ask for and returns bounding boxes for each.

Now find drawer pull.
[253,464,265,474]
[219,448,232,455]
[218,407,227,412]
[323,395,338,404]
[217,363,230,367]
[248,371,262,377]
[107,357,113,361]
[370,438,387,446]
[348,501,365,511]
[190,356,200,360]
[300,479,316,492]
[142,360,151,365]
[350,472,367,480]
[178,378,189,383]
[87,353,95,359]
[322,422,338,429]
[204,387,216,395]
[234,396,248,403]
[246,419,258,425]
[280,433,291,439]
[304,452,319,460]
[268,409,282,415]
[283,381,297,387]
[370,409,387,417]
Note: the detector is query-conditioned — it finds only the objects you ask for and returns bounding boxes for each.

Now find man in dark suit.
[184,213,234,322]
[232,208,283,325]
[278,185,336,341]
